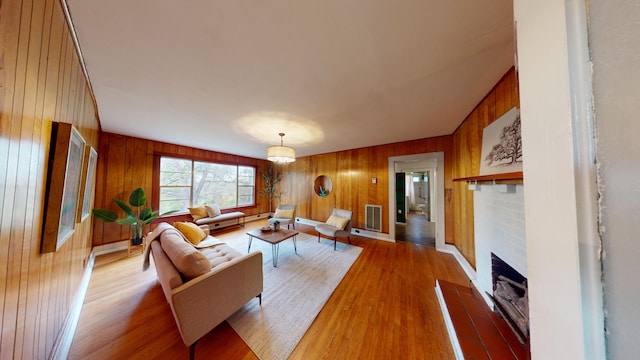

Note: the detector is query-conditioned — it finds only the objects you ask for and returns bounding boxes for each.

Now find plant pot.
[273,223,280,231]
[131,237,144,246]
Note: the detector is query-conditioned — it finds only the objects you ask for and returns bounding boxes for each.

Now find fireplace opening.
[487,253,529,344]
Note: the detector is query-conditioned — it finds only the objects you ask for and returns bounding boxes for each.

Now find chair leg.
[318,233,321,243]
[334,238,337,250]
[257,293,262,305]
[347,235,351,244]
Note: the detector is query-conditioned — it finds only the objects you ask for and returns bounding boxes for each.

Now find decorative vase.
[273,223,280,231]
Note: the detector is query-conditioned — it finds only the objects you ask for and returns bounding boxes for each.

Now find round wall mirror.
[314,175,332,197]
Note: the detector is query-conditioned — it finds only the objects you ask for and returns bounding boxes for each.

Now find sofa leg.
[334,238,337,251]
[190,341,198,360]
[257,293,262,305]
[347,235,351,244]
[317,234,320,243]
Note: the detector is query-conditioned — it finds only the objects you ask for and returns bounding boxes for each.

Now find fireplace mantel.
[453,171,523,184]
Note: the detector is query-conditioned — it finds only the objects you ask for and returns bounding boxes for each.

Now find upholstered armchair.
[268,204,297,229]
[315,208,353,250]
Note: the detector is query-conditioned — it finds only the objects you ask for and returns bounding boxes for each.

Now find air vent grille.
[365,204,382,232]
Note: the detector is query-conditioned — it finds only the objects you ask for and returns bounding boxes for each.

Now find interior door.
[395,172,406,223]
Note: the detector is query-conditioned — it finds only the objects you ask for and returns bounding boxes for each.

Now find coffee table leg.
[248,235,253,253]
[272,243,279,267]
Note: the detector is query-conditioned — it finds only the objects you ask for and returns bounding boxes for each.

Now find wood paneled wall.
[452,68,520,267]
[278,136,454,238]
[92,132,273,246]
[0,0,99,358]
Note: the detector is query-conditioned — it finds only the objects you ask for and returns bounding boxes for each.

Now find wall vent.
[365,204,382,232]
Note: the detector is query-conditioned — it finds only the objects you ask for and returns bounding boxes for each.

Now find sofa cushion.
[195,211,245,225]
[274,209,294,219]
[205,204,221,217]
[160,228,211,279]
[174,221,207,245]
[193,236,225,249]
[188,205,208,221]
[326,215,349,230]
[201,244,244,270]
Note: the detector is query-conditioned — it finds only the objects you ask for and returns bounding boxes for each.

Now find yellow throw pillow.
[174,221,207,245]
[326,215,349,230]
[274,209,294,219]
[188,205,208,221]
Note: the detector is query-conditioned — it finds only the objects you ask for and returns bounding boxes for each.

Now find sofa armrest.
[169,251,263,346]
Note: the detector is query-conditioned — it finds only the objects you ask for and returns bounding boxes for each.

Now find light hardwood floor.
[69,221,469,359]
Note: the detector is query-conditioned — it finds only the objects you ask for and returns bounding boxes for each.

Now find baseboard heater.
[365,204,382,232]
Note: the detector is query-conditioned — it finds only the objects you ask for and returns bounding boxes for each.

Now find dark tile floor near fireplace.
[438,280,531,360]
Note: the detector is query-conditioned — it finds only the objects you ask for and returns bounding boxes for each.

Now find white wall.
[514,0,605,359]
[473,185,526,307]
[589,1,640,358]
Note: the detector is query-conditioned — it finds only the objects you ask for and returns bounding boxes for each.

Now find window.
[159,156,255,213]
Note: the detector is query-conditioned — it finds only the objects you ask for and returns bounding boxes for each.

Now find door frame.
[388,152,445,250]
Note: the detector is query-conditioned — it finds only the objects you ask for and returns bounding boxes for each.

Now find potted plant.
[258,166,283,215]
[92,187,173,245]
[273,220,280,231]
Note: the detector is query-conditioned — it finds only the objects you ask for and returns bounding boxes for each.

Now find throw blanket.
[142,222,178,271]
[142,222,226,270]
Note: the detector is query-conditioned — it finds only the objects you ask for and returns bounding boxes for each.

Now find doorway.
[387,152,445,250]
[395,171,435,246]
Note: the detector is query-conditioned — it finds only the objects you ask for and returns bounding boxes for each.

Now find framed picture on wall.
[41,122,85,253]
[479,107,523,176]
[77,145,97,223]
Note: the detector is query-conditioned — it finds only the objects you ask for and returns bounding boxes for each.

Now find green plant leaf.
[116,216,138,226]
[113,198,134,217]
[139,207,160,224]
[92,209,118,222]
[129,187,147,207]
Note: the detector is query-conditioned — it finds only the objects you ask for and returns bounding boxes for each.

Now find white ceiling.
[67,0,514,160]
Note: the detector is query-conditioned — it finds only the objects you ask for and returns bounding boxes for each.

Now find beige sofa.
[144,222,263,359]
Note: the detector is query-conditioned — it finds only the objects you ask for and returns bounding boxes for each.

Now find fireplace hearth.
[488,253,529,344]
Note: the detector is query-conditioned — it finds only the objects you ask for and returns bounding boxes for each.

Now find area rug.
[222,232,362,360]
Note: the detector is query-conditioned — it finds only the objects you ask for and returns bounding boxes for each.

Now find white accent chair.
[315,208,353,250]
[268,204,297,229]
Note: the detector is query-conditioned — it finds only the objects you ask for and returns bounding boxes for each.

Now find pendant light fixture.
[267,133,296,163]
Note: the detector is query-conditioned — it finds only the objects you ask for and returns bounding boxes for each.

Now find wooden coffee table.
[246,228,299,267]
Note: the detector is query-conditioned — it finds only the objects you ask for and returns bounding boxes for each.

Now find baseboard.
[351,228,392,242]
[245,213,271,223]
[93,240,128,256]
[438,244,477,281]
[295,217,392,242]
[50,251,96,360]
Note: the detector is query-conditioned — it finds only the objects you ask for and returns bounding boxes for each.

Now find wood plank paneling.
[451,68,520,267]
[92,132,273,246]
[0,0,99,358]
[279,136,454,235]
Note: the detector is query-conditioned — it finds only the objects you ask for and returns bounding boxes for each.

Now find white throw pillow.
[326,215,349,230]
[205,204,221,217]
